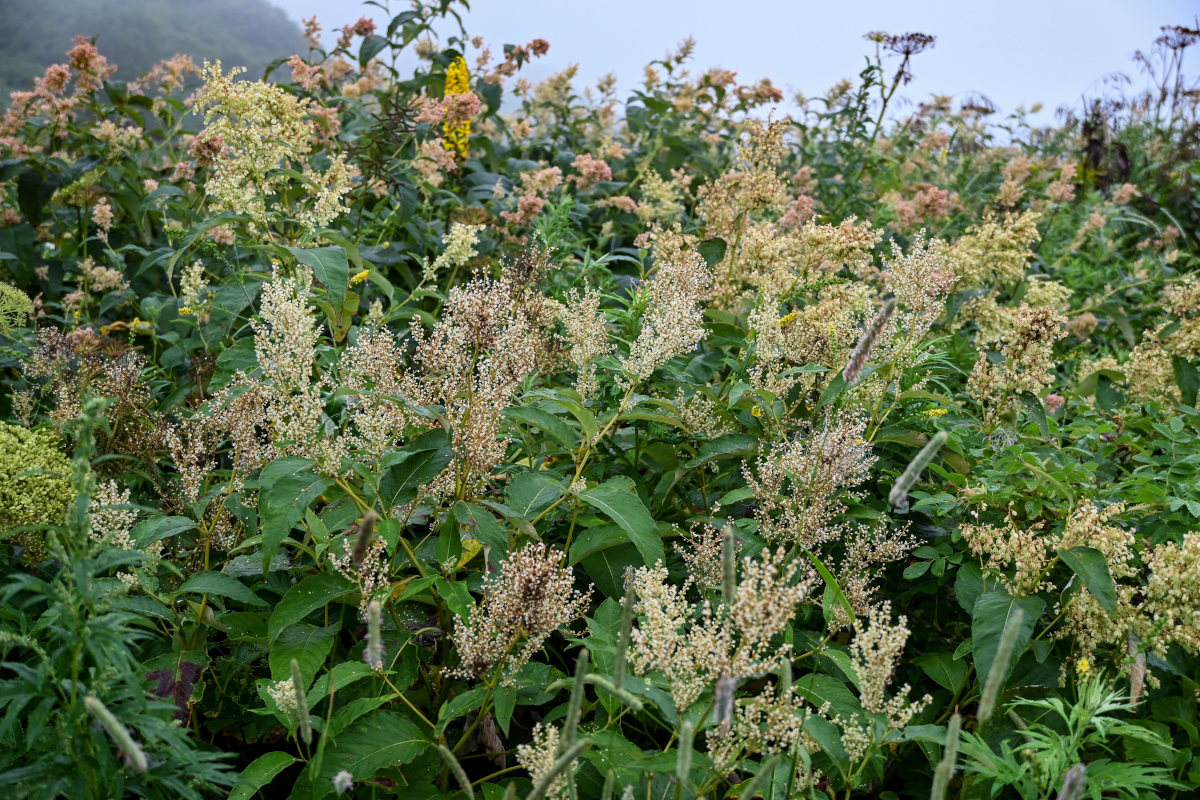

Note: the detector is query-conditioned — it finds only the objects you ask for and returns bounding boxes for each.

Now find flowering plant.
[0,6,1198,799]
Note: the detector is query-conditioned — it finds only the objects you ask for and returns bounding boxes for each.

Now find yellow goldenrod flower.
[351,270,370,285]
[1076,657,1091,675]
[925,408,947,417]
[179,306,195,316]
[443,57,471,162]
[778,311,797,326]
[751,405,763,418]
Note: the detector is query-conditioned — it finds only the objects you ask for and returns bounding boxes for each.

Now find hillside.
[0,0,305,96]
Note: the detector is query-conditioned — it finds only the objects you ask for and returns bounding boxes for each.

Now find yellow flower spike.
[1075,657,1091,675]
[179,306,195,316]
[442,57,471,162]
[778,311,797,326]
[925,408,947,417]
[350,270,370,285]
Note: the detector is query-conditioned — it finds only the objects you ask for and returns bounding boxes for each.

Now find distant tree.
[0,0,305,97]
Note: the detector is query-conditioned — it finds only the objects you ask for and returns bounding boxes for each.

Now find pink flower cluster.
[415,92,484,125]
[482,38,552,84]
[891,184,959,232]
[569,153,612,191]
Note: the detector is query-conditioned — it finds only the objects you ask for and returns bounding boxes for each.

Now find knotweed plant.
[2,11,1200,800]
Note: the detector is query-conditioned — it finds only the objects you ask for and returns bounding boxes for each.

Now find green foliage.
[0,5,1199,799]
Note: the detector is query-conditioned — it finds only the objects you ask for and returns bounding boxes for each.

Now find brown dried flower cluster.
[23,327,160,462]
[450,543,591,681]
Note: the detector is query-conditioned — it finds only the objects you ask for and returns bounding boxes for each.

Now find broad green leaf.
[258,458,333,574]
[317,710,429,784]
[376,434,452,512]
[568,524,627,565]
[451,501,509,553]
[577,476,664,565]
[270,624,336,685]
[493,685,517,736]
[306,662,376,708]
[1058,546,1118,616]
[228,752,297,800]
[954,562,1000,614]
[697,236,727,268]
[435,686,487,735]
[286,245,348,314]
[915,652,970,693]
[971,590,1043,689]
[505,406,578,451]
[268,572,355,643]
[505,472,564,519]
[131,515,195,548]
[177,571,265,607]
[579,542,644,599]
[682,433,758,469]
[209,339,258,391]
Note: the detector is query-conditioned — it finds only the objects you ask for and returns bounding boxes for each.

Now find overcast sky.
[269,0,1196,119]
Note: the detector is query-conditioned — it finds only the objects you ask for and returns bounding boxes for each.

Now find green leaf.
[177,571,265,607]
[258,458,333,574]
[319,710,429,784]
[209,339,258,391]
[359,35,389,67]
[131,515,196,548]
[505,406,578,451]
[954,562,1000,614]
[286,245,348,315]
[435,687,487,736]
[270,624,336,686]
[576,476,664,565]
[228,752,298,800]
[307,662,377,708]
[1058,546,1118,617]
[451,502,508,553]
[806,549,854,628]
[915,652,970,693]
[376,435,452,511]
[1173,357,1198,407]
[697,237,727,268]
[505,472,564,520]
[493,686,517,736]
[568,524,628,565]
[682,433,758,469]
[269,572,355,643]
[579,542,644,599]
[971,591,1043,689]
